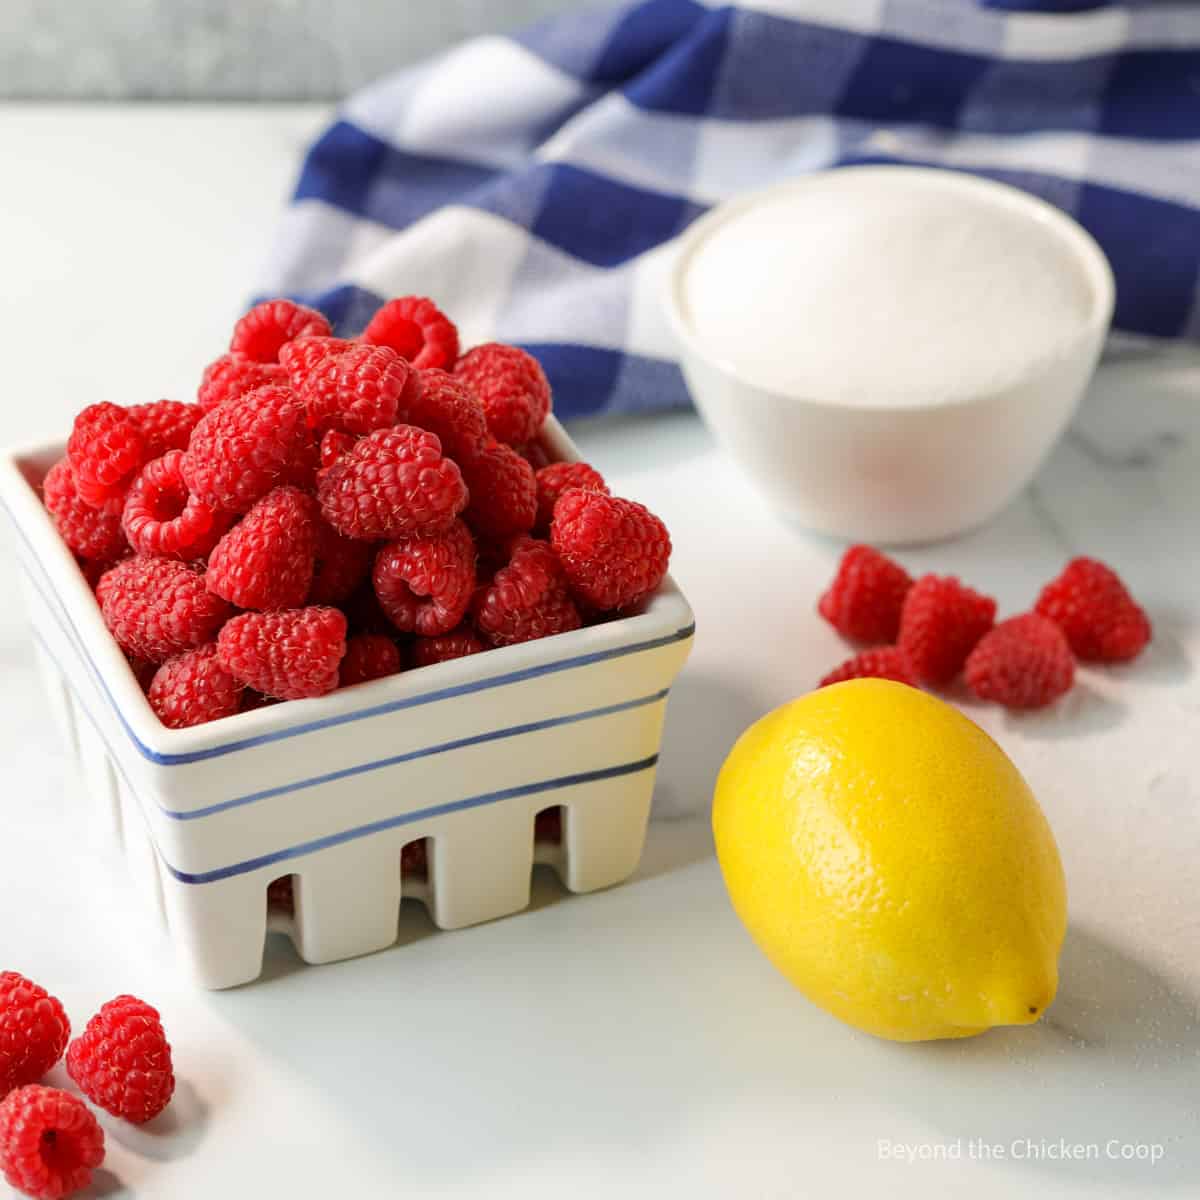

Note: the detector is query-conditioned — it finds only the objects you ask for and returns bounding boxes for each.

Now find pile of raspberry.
[44,297,672,729]
[0,971,174,1199]
[817,546,1152,710]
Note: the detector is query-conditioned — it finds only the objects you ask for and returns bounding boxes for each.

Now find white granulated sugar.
[682,173,1097,408]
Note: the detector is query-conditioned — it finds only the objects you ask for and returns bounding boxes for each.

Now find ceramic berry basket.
[0,417,694,989]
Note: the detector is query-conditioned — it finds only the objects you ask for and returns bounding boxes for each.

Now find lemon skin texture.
[713,679,1067,1042]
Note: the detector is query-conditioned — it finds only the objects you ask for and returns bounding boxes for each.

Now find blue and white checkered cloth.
[260,0,1200,421]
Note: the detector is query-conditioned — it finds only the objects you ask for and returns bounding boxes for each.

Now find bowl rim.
[664,163,1117,415]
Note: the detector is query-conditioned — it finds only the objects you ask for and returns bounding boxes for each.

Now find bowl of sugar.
[666,166,1114,544]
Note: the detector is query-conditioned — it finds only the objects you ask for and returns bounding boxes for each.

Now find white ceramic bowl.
[0,419,694,989]
[665,167,1115,544]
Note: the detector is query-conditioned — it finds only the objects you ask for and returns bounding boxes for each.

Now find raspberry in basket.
[0,971,70,1096]
[230,298,331,363]
[309,520,371,606]
[122,450,232,560]
[401,370,488,463]
[128,400,202,458]
[197,352,286,413]
[278,335,354,392]
[66,402,146,510]
[897,574,996,685]
[0,1085,104,1200]
[319,429,357,470]
[454,343,551,447]
[474,538,581,646]
[362,296,459,371]
[460,440,537,540]
[298,342,417,435]
[410,626,486,668]
[1035,556,1151,662]
[42,459,128,562]
[820,647,916,689]
[373,520,476,637]
[148,644,243,729]
[965,613,1075,710]
[818,544,913,644]
[218,606,347,700]
[535,461,607,531]
[339,634,403,687]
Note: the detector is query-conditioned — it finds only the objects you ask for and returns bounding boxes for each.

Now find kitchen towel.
[260,0,1200,420]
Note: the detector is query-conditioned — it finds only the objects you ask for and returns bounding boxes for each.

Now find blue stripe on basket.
[163,756,660,885]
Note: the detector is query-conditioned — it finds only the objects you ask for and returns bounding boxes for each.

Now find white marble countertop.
[0,105,1196,1199]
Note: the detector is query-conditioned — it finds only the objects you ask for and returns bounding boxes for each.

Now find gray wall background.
[0,1,588,99]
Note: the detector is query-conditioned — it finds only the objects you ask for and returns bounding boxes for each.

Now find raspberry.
[230,299,331,363]
[66,403,146,510]
[898,575,997,685]
[148,643,243,728]
[362,296,459,370]
[319,429,357,469]
[966,613,1076,710]
[460,440,537,540]
[267,875,294,913]
[410,626,486,668]
[205,486,318,610]
[197,353,286,413]
[400,371,488,463]
[126,654,159,693]
[241,690,281,713]
[122,450,232,560]
[820,647,916,689]
[97,556,231,663]
[317,425,467,541]
[474,539,581,646]
[0,1086,104,1200]
[128,400,202,458]
[343,582,394,636]
[183,384,312,514]
[373,521,476,637]
[535,807,563,844]
[0,973,70,1097]
[516,439,552,471]
[454,344,551,446]
[1035,557,1151,663]
[278,335,355,392]
[66,996,174,1125]
[298,342,418,435]
[818,545,913,643]
[339,634,403,687]
[42,459,127,562]
[401,839,429,878]
[217,607,347,700]
[535,461,607,531]
[309,521,371,606]
[551,490,670,612]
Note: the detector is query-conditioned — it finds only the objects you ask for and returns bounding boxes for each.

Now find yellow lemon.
[713,679,1066,1041]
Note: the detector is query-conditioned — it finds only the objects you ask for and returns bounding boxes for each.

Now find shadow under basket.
[1,417,695,989]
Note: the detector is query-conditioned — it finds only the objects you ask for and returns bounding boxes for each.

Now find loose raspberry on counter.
[66,995,174,1125]
[196,352,287,413]
[373,521,476,637]
[535,461,607,531]
[98,556,232,663]
[818,544,913,644]
[339,634,403,687]
[820,647,917,689]
[460,440,537,540]
[183,384,313,514]
[410,626,486,668]
[278,335,354,392]
[298,342,417,436]
[0,972,70,1097]
[362,296,459,370]
[230,299,331,363]
[551,490,671,612]
[148,644,243,729]
[0,1085,104,1200]
[318,429,357,470]
[218,607,347,700]
[1035,557,1151,663]
[454,343,551,447]
[128,400,202,458]
[966,613,1076,710]
[474,538,581,646]
[897,574,996,685]
[42,460,128,562]
[122,450,232,560]
[206,486,318,611]
[66,403,147,510]
[308,521,372,606]
[317,425,467,541]
[401,370,488,463]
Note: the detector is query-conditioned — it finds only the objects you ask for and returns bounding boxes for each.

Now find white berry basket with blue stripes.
[0,418,694,989]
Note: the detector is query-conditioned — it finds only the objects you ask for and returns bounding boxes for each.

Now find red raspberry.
[148,643,243,728]
[298,342,418,435]
[516,439,553,470]
[551,490,670,612]
[197,353,287,413]
[373,520,476,637]
[474,539,581,646]
[460,440,537,540]
[66,996,174,1125]
[126,654,159,693]
[898,575,997,685]
[122,450,232,560]
[0,1086,104,1200]
[1035,557,1151,662]
[399,370,488,463]
[66,403,146,510]
[966,613,1076,710]
[339,634,403,687]
[819,647,916,689]
[42,459,127,562]
[317,425,467,541]
[0,973,70,1097]
[343,581,394,636]
[206,486,318,610]
[535,461,607,531]
[410,626,486,668]
[535,807,563,844]
[318,429,357,469]
[183,384,312,514]
[98,556,231,662]
[241,690,281,713]
[401,839,429,878]
[218,607,347,700]
[128,400,202,458]
[362,296,459,370]
[818,545,913,643]
[309,521,371,606]
[278,335,355,392]
[454,344,551,446]
[230,299,331,363]
[267,875,294,913]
